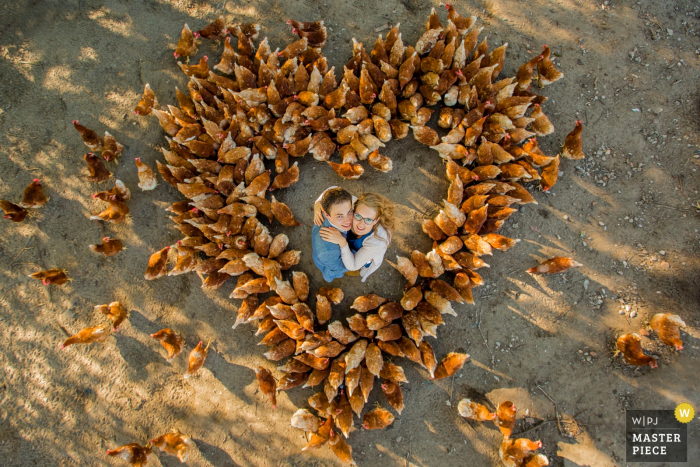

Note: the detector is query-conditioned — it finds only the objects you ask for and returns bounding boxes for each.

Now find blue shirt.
[312,218,348,282]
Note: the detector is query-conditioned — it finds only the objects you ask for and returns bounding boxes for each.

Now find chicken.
[482,233,520,251]
[105,443,153,467]
[255,366,278,408]
[150,429,196,463]
[291,408,321,432]
[328,161,364,180]
[445,4,477,34]
[616,333,658,368]
[174,24,198,59]
[72,120,103,152]
[500,438,543,467]
[91,196,130,224]
[95,301,129,330]
[85,153,111,182]
[433,352,469,379]
[291,271,309,302]
[270,162,299,190]
[530,104,554,136]
[387,255,418,287]
[28,268,70,286]
[527,257,582,274]
[288,19,328,48]
[523,454,550,467]
[539,155,560,191]
[196,15,227,41]
[144,246,170,280]
[562,120,584,159]
[412,125,440,146]
[0,200,27,222]
[537,45,564,86]
[89,237,124,256]
[515,55,543,90]
[378,380,403,414]
[61,324,110,349]
[135,158,158,191]
[18,179,47,209]
[150,328,185,361]
[134,83,158,116]
[363,406,395,430]
[184,340,210,378]
[329,430,355,465]
[269,196,301,227]
[101,131,124,162]
[495,401,517,438]
[458,398,496,421]
[368,149,393,172]
[279,37,309,60]
[649,313,686,350]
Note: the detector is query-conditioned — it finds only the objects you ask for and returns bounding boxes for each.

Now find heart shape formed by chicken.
[100,6,584,465]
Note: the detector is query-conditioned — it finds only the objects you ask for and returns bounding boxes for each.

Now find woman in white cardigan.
[314,190,394,282]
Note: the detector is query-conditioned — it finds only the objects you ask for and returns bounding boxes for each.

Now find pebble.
[630,311,638,318]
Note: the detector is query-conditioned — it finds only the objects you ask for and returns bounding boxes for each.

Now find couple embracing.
[311,187,394,282]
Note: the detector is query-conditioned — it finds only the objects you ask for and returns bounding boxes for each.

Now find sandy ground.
[1,0,699,466]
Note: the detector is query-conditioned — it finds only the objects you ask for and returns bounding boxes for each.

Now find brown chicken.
[387,255,419,287]
[269,195,301,226]
[150,328,185,361]
[95,301,129,330]
[106,443,154,467]
[270,162,299,190]
[134,83,158,116]
[500,438,543,467]
[20,179,48,208]
[91,196,129,224]
[61,324,110,349]
[73,120,103,152]
[184,340,210,378]
[144,246,170,280]
[537,45,564,86]
[29,268,70,286]
[196,16,227,41]
[496,401,517,438]
[85,153,111,182]
[521,454,549,467]
[255,366,278,408]
[288,19,328,48]
[562,120,584,159]
[516,54,543,90]
[368,149,393,172]
[433,352,469,379]
[649,313,686,350]
[102,132,124,162]
[328,161,365,180]
[458,398,497,421]
[89,237,124,256]
[329,429,355,464]
[135,158,158,191]
[363,405,395,430]
[616,333,658,368]
[174,24,198,59]
[150,429,196,463]
[0,200,28,222]
[527,257,582,274]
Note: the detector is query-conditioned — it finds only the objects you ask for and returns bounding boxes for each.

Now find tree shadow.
[194,438,242,467]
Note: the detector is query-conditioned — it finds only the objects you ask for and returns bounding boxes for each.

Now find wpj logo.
[626,410,688,462]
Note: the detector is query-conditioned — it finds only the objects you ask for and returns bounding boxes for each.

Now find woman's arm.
[339,241,385,271]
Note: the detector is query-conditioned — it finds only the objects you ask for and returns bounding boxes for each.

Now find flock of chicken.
[0,3,689,466]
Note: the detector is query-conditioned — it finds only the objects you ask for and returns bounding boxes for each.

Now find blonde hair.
[356,192,394,244]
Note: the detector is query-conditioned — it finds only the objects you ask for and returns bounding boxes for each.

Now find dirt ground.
[0,0,699,466]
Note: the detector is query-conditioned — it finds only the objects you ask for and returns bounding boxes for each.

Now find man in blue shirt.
[311,187,354,282]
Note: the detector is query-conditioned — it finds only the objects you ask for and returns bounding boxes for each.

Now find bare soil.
[0,0,699,466]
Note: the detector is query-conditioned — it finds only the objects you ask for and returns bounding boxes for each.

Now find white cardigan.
[316,187,391,282]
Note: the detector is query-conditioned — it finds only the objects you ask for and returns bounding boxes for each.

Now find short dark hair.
[321,187,352,214]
